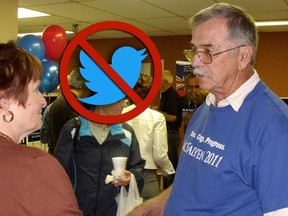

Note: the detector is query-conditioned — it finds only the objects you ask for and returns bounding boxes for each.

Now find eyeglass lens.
[194,51,211,64]
[183,50,211,64]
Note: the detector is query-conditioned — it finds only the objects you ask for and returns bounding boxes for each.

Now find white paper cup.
[112,157,127,171]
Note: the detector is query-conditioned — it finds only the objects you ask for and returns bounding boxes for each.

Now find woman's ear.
[0,98,13,114]
[238,46,253,70]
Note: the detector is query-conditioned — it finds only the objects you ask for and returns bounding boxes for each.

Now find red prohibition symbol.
[60,21,162,124]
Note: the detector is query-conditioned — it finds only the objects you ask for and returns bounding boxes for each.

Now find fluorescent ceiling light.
[18,7,50,19]
[256,21,288,26]
[18,31,74,38]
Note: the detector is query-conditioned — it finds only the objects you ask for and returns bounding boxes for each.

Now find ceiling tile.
[27,2,123,22]
[143,0,217,16]
[218,0,288,12]
[17,0,288,38]
[81,0,174,18]
[136,17,189,31]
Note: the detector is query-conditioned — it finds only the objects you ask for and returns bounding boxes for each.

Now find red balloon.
[42,25,67,60]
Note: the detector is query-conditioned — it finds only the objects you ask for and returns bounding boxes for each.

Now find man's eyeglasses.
[183,45,246,64]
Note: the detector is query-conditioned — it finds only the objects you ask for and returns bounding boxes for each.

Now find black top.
[159,87,182,131]
[48,95,77,149]
[181,95,196,119]
[54,119,145,216]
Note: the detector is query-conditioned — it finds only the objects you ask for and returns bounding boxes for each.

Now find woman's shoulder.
[18,145,61,169]
[0,143,68,183]
[0,140,49,160]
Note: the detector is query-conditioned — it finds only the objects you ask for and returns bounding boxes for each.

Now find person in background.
[47,68,91,154]
[40,103,52,145]
[0,42,82,215]
[181,73,200,113]
[181,73,199,136]
[181,73,208,132]
[155,69,182,189]
[128,3,288,216]
[40,86,61,146]
[123,74,175,201]
[54,98,145,216]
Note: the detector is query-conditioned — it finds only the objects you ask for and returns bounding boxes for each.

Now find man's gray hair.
[189,3,258,65]
[68,68,87,90]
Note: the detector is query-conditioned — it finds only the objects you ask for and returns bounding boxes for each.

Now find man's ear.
[238,46,253,70]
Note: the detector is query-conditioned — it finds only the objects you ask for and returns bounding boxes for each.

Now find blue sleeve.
[256,132,288,213]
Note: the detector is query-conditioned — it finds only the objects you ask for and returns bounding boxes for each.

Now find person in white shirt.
[123,74,175,201]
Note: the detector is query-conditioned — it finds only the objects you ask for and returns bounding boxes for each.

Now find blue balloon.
[41,54,50,62]
[40,60,59,93]
[18,34,45,60]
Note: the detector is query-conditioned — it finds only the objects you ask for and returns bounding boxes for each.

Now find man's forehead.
[191,18,229,48]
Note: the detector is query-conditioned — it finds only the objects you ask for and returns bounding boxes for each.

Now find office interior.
[2,0,288,148]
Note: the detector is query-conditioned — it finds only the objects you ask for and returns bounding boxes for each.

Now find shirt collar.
[206,70,260,112]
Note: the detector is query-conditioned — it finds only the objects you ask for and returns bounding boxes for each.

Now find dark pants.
[163,130,180,189]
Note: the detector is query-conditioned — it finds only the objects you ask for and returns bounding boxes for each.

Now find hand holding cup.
[112,157,127,177]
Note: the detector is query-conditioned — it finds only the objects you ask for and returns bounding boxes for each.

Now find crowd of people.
[1,2,288,216]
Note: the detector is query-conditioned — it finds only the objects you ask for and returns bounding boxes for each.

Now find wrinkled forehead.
[191,18,230,48]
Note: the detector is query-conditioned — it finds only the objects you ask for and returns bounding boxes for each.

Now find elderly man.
[129,3,288,216]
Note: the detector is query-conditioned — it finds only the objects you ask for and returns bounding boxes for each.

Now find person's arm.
[161,92,180,123]
[152,107,177,122]
[128,186,171,216]
[161,111,177,122]
[124,123,146,191]
[256,130,288,215]
[264,208,288,216]
[153,114,175,174]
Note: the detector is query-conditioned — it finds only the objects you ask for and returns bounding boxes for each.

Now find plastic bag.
[116,173,143,216]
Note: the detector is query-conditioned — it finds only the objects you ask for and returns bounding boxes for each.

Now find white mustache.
[193,68,209,77]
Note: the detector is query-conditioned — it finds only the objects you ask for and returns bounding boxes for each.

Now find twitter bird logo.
[78,46,147,105]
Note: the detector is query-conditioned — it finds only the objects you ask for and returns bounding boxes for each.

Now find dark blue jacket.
[54,117,145,216]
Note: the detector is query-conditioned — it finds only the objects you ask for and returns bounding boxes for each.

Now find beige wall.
[0,0,18,43]
[255,32,288,97]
